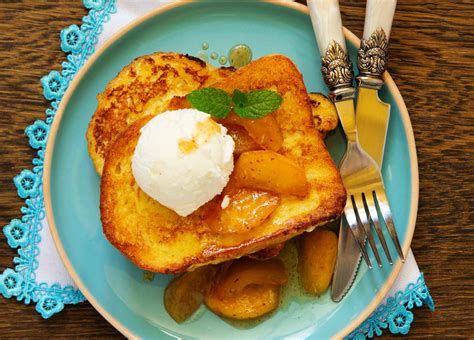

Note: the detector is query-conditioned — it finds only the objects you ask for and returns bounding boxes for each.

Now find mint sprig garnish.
[186,88,232,118]
[186,88,282,119]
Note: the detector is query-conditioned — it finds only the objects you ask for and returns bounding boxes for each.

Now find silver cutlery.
[307,0,405,285]
[330,0,403,301]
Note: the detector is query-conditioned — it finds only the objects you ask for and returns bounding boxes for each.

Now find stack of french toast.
[86,52,346,322]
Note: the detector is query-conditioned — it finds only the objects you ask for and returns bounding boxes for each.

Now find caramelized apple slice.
[225,124,261,155]
[214,258,288,299]
[164,266,217,323]
[221,112,283,151]
[205,189,280,234]
[233,150,309,197]
[298,228,338,295]
[220,110,243,125]
[240,115,283,152]
[205,284,280,320]
[204,258,286,319]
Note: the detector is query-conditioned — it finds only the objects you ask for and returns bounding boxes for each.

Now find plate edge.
[42,1,419,339]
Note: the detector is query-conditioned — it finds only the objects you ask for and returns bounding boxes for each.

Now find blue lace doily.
[0,0,117,319]
[0,0,434,337]
[348,273,434,339]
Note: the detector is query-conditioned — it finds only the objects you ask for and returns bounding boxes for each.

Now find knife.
[332,0,398,301]
[356,0,397,167]
[307,0,360,302]
[308,0,397,302]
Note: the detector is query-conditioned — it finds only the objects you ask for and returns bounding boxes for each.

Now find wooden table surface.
[0,0,472,338]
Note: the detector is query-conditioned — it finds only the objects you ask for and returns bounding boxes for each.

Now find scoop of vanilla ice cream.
[131,109,235,217]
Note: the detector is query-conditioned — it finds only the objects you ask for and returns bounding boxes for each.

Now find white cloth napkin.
[35,0,428,334]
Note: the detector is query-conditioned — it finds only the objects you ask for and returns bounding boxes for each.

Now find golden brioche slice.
[100,55,346,274]
[86,52,235,174]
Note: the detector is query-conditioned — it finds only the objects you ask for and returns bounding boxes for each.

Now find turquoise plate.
[44,1,418,338]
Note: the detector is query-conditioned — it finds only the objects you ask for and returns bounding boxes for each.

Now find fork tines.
[344,190,405,269]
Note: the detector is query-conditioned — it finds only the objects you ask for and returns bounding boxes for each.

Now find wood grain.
[0,0,472,338]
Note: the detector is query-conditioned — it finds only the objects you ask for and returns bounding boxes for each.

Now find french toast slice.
[100,55,346,273]
[86,52,235,174]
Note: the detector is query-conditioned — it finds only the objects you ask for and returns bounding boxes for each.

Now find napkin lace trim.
[0,0,117,319]
[349,273,434,339]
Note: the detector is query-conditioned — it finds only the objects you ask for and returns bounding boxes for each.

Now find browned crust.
[182,54,207,67]
[100,54,346,274]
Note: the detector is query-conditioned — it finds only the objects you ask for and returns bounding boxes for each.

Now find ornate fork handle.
[321,40,356,102]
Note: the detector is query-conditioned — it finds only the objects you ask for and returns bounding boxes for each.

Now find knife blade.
[331,0,397,301]
[331,216,363,302]
[356,87,390,166]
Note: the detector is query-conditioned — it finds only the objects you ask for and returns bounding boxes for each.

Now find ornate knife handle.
[357,0,397,89]
[307,0,355,103]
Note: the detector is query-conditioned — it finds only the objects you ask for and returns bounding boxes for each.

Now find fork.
[308,0,405,268]
[340,137,405,268]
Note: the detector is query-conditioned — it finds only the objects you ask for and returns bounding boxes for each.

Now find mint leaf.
[234,90,283,119]
[186,88,231,118]
[186,88,282,120]
[232,89,248,108]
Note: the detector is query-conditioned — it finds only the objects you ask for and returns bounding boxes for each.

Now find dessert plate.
[44,1,418,338]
